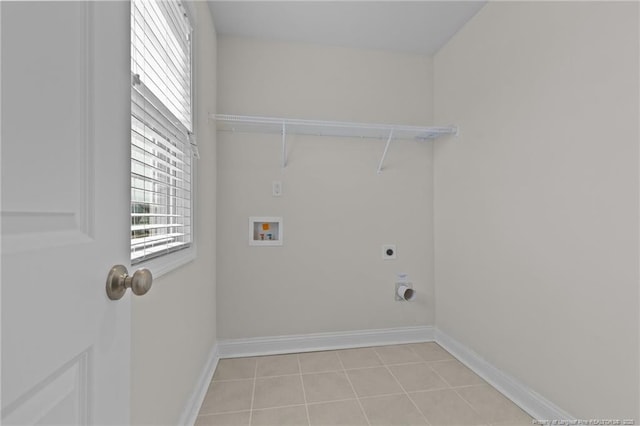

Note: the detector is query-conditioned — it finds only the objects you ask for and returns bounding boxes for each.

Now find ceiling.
[207,1,487,56]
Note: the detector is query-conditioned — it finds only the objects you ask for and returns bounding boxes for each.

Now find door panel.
[2,352,89,425]
[1,2,132,424]
[1,1,93,254]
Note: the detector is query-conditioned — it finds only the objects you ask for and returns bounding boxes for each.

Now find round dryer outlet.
[382,244,397,260]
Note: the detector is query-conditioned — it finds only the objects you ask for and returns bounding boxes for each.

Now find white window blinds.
[131,0,194,264]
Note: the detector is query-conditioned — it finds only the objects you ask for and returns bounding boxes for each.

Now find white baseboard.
[434,328,574,421]
[217,326,435,358]
[179,343,219,426]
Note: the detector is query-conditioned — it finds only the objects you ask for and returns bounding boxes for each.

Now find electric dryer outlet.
[382,244,397,260]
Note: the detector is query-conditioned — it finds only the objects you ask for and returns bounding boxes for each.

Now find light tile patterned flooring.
[195,343,534,425]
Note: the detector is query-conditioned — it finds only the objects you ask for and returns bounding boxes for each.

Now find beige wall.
[217,37,435,338]
[131,3,217,424]
[434,1,639,419]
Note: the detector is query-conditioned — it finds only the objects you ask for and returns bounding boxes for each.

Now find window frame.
[129,0,197,277]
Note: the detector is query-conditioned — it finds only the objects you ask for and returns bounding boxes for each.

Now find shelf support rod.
[377,129,394,174]
[281,121,287,168]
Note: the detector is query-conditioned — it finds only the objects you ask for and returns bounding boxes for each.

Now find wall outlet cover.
[272,181,282,197]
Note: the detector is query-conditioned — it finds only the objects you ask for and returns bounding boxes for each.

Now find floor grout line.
[300,368,345,375]
[426,362,455,388]
[451,386,489,424]
[198,408,252,417]
[211,377,260,383]
[212,362,436,381]
[451,384,496,425]
[353,391,409,401]
[343,361,425,370]
[296,355,312,426]
[247,360,258,425]
[372,345,434,426]
[254,372,302,379]
[206,391,448,415]
[251,403,306,412]
[337,350,372,426]
[305,396,359,407]
[424,360,492,425]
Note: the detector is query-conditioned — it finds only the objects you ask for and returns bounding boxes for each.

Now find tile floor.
[195,343,534,426]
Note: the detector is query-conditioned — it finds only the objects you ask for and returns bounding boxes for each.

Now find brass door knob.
[106,265,152,300]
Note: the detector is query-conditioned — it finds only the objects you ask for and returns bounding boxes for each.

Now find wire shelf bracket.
[376,129,394,174]
[281,122,287,169]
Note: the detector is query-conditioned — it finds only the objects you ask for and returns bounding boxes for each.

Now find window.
[130,0,195,264]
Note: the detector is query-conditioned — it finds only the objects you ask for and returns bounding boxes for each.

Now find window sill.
[133,244,196,279]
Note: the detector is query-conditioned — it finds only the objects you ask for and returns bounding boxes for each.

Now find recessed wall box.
[249,217,283,246]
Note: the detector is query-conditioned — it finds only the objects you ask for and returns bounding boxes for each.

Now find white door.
[2,2,133,424]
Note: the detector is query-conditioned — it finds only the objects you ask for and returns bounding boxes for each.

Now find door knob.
[106,265,152,300]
